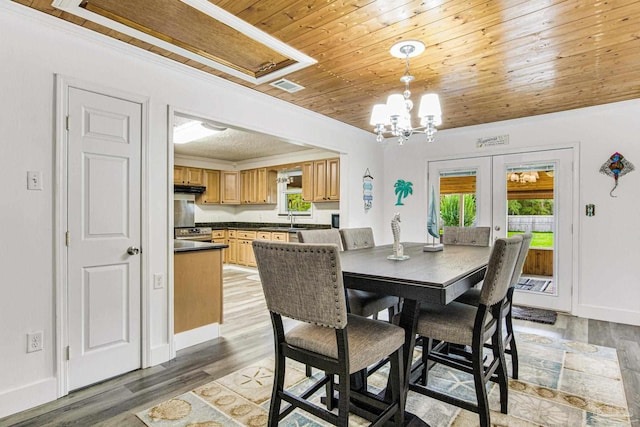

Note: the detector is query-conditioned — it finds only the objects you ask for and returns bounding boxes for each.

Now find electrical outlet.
[27,331,43,353]
[27,171,43,190]
[153,273,164,289]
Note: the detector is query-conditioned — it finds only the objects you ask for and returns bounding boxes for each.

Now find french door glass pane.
[439,170,477,228]
[505,164,556,296]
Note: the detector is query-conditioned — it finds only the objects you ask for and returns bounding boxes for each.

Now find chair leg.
[472,348,491,427]
[337,371,350,427]
[325,374,335,411]
[305,364,312,377]
[493,329,509,414]
[389,348,405,427]
[420,337,433,386]
[268,353,286,427]
[505,311,519,379]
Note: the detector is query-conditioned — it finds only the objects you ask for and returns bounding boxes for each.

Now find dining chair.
[332,228,400,321]
[252,240,406,427]
[442,226,491,246]
[410,235,523,427]
[297,228,398,380]
[455,232,533,379]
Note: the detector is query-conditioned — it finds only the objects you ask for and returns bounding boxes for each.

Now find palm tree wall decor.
[394,179,413,206]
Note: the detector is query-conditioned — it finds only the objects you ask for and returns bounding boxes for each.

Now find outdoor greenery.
[508,199,554,215]
[287,193,311,212]
[508,231,553,248]
[440,194,477,227]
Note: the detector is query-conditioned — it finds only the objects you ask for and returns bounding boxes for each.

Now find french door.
[428,148,574,312]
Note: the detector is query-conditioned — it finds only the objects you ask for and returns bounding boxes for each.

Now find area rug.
[137,332,630,426]
[512,306,558,325]
[515,277,553,292]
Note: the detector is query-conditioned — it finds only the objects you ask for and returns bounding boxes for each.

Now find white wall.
[0,3,383,417]
[382,100,640,326]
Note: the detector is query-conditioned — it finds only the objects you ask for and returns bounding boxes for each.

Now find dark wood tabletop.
[340,242,492,305]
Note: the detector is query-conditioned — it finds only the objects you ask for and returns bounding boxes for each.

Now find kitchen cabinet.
[174,248,223,334]
[237,230,257,267]
[226,230,238,264]
[241,168,277,204]
[196,169,220,204]
[220,171,240,204]
[302,158,340,202]
[174,166,203,185]
[302,162,314,202]
[211,229,227,263]
[226,229,292,266]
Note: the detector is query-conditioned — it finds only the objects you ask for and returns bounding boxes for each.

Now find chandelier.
[508,171,539,183]
[369,40,442,145]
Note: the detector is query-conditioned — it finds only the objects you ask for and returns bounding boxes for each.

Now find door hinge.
[65,346,70,360]
[65,231,70,246]
[65,115,70,131]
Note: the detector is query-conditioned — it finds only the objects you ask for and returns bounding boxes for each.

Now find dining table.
[339,241,493,424]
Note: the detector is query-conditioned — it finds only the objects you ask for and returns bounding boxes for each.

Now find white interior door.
[492,149,573,312]
[67,87,142,390]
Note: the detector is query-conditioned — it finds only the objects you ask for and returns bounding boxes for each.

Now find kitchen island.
[174,240,228,350]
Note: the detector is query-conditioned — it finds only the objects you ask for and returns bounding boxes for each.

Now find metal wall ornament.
[363,169,373,212]
[394,179,413,206]
[599,152,635,197]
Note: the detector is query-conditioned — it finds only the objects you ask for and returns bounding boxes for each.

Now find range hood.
[174,184,206,194]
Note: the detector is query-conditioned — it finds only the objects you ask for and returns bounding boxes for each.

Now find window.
[278,169,312,216]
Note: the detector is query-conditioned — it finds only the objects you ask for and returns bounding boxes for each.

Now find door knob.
[494,225,501,231]
[127,246,140,255]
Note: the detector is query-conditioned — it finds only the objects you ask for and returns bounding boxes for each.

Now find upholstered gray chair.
[410,235,523,427]
[455,232,533,379]
[442,226,491,246]
[302,228,398,321]
[338,227,400,319]
[339,227,376,250]
[253,240,405,427]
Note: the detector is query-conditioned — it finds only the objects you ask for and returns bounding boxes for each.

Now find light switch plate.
[27,171,43,190]
[153,273,164,289]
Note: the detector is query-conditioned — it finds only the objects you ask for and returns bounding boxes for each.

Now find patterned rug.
[137,332,630,426]
[515,277,553,292]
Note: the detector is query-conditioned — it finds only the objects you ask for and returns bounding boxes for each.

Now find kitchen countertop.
[174,240,228,253]
[195,222,331,232]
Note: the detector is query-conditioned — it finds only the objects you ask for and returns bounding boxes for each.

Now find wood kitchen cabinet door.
[174,166,203,185]
[221,171,240,204]
[196,169,220,204]
[301,161,314,202]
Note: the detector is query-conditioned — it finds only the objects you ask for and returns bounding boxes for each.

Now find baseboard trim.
[578,304,640,326]
[149,343,172,367]
[0,377,57,419]
[174,323,220,351]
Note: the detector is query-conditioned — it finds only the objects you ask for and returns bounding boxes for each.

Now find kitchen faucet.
[288,211,294,227]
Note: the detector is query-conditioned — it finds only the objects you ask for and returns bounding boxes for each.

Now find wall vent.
[270,79,305,93]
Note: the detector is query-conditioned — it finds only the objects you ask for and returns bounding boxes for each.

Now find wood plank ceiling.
[14,0,640,135]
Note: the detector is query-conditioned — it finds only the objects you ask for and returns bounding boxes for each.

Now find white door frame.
[426,143,580,315]
[54,75,150,396]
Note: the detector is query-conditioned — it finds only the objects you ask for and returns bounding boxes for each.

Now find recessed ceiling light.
[174,121,225,144]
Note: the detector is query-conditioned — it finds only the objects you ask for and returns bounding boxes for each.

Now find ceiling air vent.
[270,79,305,93]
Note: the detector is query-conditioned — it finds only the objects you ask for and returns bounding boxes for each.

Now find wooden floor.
[1,266,639,426]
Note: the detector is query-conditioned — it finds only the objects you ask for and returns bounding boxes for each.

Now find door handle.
[127,246,140,255]
[494,225,501,231]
